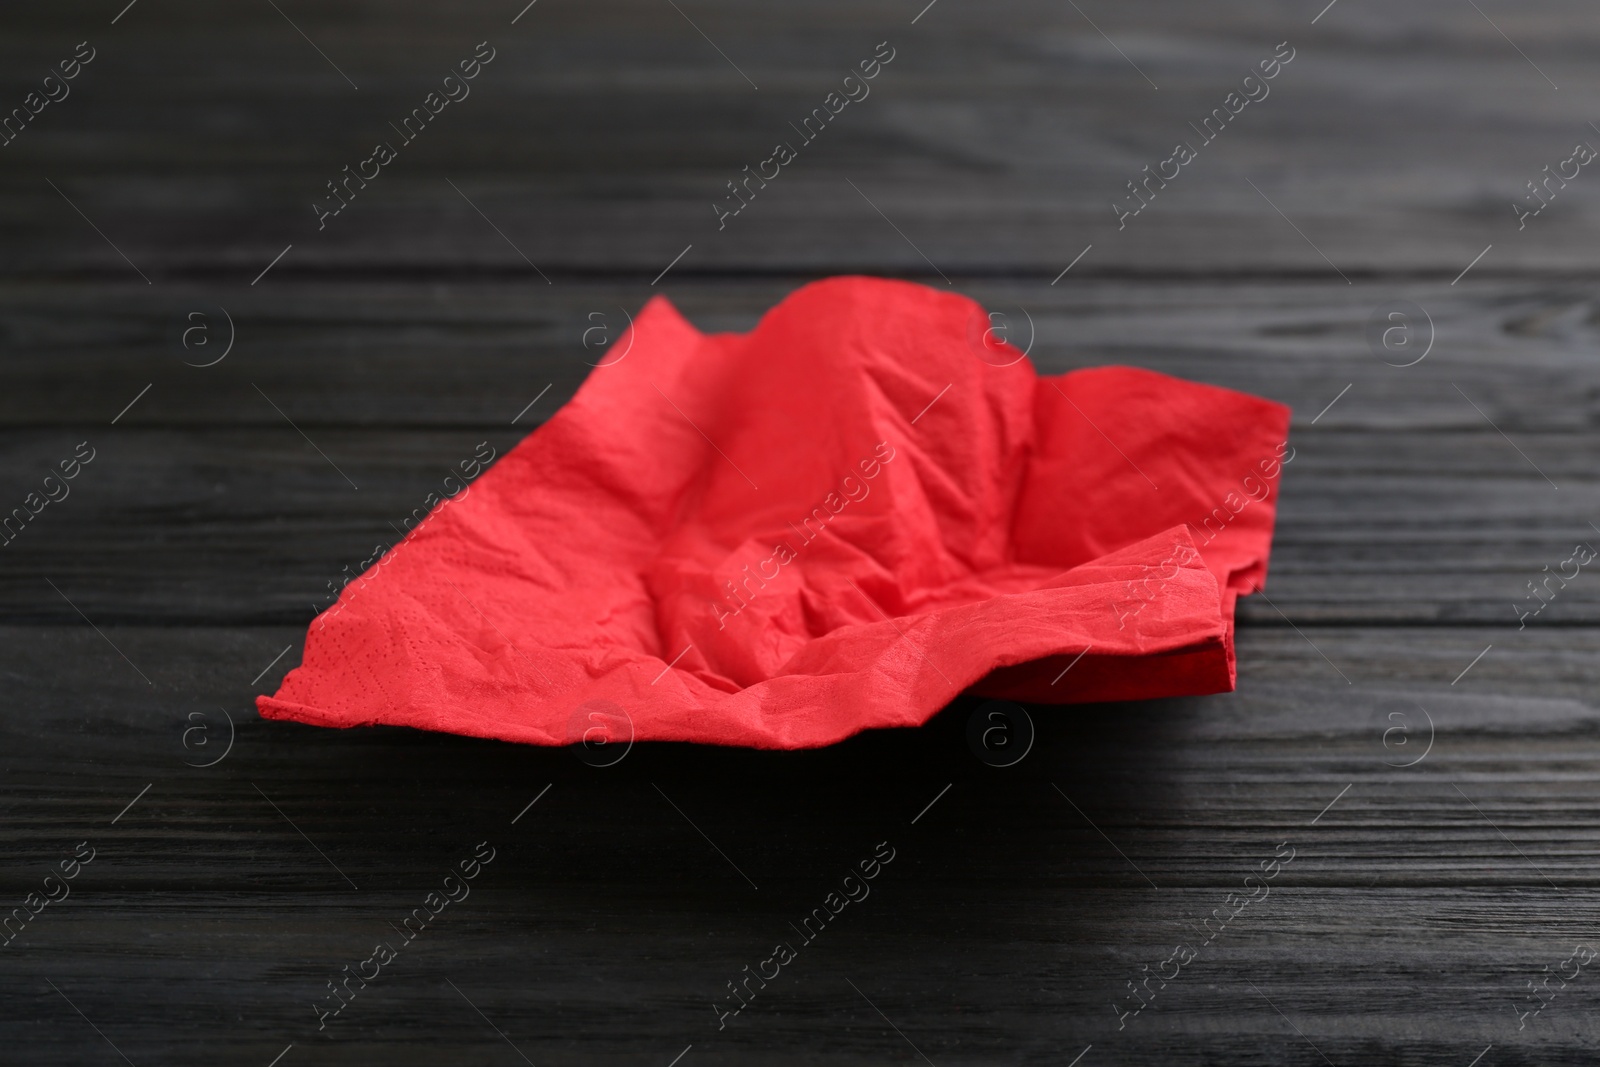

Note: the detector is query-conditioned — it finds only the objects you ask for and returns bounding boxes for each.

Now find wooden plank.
[1,277,1595,431]
[2,1,1599,274]
[0,624,1592,1062]
[0,418,1592,625]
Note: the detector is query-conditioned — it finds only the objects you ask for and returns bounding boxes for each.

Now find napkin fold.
[259,277,1291,749]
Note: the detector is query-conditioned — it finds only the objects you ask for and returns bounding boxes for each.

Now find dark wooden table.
[4,1,1598,1063]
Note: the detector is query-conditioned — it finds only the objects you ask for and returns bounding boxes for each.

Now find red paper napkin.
[259,277,1291,749]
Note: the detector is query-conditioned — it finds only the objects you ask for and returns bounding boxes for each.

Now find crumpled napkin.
[259,277,1291,749]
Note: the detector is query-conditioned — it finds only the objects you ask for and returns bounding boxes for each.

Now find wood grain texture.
[0,418,1593,626]
[2,0,1597,1063]
[0,625,1593,1066]
[5,278,1600,430]
[3,0,1600,277]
